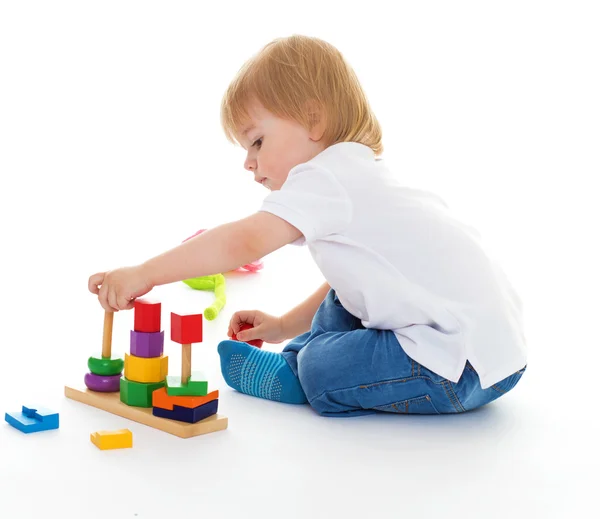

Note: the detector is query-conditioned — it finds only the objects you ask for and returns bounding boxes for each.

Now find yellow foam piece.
[124,353,168,383]
[90,429,133,450]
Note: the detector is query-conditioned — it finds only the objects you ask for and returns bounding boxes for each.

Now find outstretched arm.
[143,212,300,285]
[88,211,302,312]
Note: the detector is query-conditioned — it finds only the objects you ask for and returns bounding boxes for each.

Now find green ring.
[88,355,124,376]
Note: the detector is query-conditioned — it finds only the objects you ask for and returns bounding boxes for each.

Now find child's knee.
[296,343,336,400]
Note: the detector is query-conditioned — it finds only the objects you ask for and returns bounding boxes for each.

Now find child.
[89,35,527,417]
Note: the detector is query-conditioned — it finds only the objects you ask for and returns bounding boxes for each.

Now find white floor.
[1,250,598,519]
[1,2,599,517]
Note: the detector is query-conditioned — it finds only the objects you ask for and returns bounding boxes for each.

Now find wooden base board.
[64,385,228,439]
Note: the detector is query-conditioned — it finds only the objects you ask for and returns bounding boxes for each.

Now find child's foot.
[217,340,307,404]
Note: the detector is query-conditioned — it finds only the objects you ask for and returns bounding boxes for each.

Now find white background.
[0,1,598,518]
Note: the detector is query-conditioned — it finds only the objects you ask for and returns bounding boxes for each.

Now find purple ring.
[84,372,121,392]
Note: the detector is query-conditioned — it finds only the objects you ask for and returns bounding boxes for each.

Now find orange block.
[152,386,218,411]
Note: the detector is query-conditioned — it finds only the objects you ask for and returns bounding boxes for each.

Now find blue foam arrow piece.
[5,405,59,433]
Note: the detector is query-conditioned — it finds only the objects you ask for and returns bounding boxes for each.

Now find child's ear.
[306,100,326,141]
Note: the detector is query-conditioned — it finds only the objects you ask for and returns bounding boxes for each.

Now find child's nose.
[244,156,257,171]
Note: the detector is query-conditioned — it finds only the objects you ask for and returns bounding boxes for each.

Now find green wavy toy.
[181,228,264,320]
[182,274,226,321]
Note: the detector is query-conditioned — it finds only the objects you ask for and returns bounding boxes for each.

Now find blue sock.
[217,340,307,404]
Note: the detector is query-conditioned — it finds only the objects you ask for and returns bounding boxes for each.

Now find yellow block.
[124,353,168,383]
[91,429,133,450]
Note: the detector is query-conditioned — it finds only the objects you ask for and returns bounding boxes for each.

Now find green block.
[120,377,165,407]
[166,372,208,396]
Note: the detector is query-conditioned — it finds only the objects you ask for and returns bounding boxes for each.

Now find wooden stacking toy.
[64,298,228,438]
[84,311,124,392]
[120,299,168,407]
[151,312,219,424]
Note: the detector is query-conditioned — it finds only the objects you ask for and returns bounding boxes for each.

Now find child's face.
[240,102,326,191]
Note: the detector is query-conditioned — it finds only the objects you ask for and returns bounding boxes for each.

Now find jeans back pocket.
[374,395,440,415]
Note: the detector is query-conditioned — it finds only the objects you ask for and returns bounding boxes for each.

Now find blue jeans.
[282,289,526,416]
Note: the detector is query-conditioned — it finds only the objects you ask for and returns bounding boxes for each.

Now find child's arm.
[143,212,301,286]
[281,281,331,339]
[89,212,302,311]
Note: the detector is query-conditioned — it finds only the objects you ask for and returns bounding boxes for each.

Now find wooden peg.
[102,311,114,359]
[182,344,191,383]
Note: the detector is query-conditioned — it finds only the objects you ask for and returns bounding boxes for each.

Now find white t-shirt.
[259,142,527,389]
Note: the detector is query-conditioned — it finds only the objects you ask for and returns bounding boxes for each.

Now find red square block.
[171,312,203,344]
[134,299,161,333]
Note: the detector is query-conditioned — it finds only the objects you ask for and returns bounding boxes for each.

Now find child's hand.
[228,310,287,345]
[88,265,154,312]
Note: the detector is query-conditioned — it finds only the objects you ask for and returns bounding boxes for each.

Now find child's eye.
[252,138,262,149]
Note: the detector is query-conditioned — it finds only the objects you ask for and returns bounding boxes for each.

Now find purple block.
[84,372,120,392]
[130,330,164,358]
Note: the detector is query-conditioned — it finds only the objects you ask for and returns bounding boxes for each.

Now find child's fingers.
[107,287,119,312]
[118,293,134,310]
[97,284,112,312]
[232,310,258,332]
[237,324,261,342]
[228,318,236,336]
[88,272,104,294]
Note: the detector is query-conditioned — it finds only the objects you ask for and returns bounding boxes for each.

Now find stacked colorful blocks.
[120,299,169,407]
[150,312,219,423]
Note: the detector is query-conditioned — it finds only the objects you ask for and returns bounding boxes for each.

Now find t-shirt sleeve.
[258,163,352,244]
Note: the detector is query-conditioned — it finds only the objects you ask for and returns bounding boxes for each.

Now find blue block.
[152,399,218,424]
[5,405,59,433]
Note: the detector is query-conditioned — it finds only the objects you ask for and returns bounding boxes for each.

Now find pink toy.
[183,229,264,272]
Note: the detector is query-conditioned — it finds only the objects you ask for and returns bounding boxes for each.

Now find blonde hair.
[221,35,383,155]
